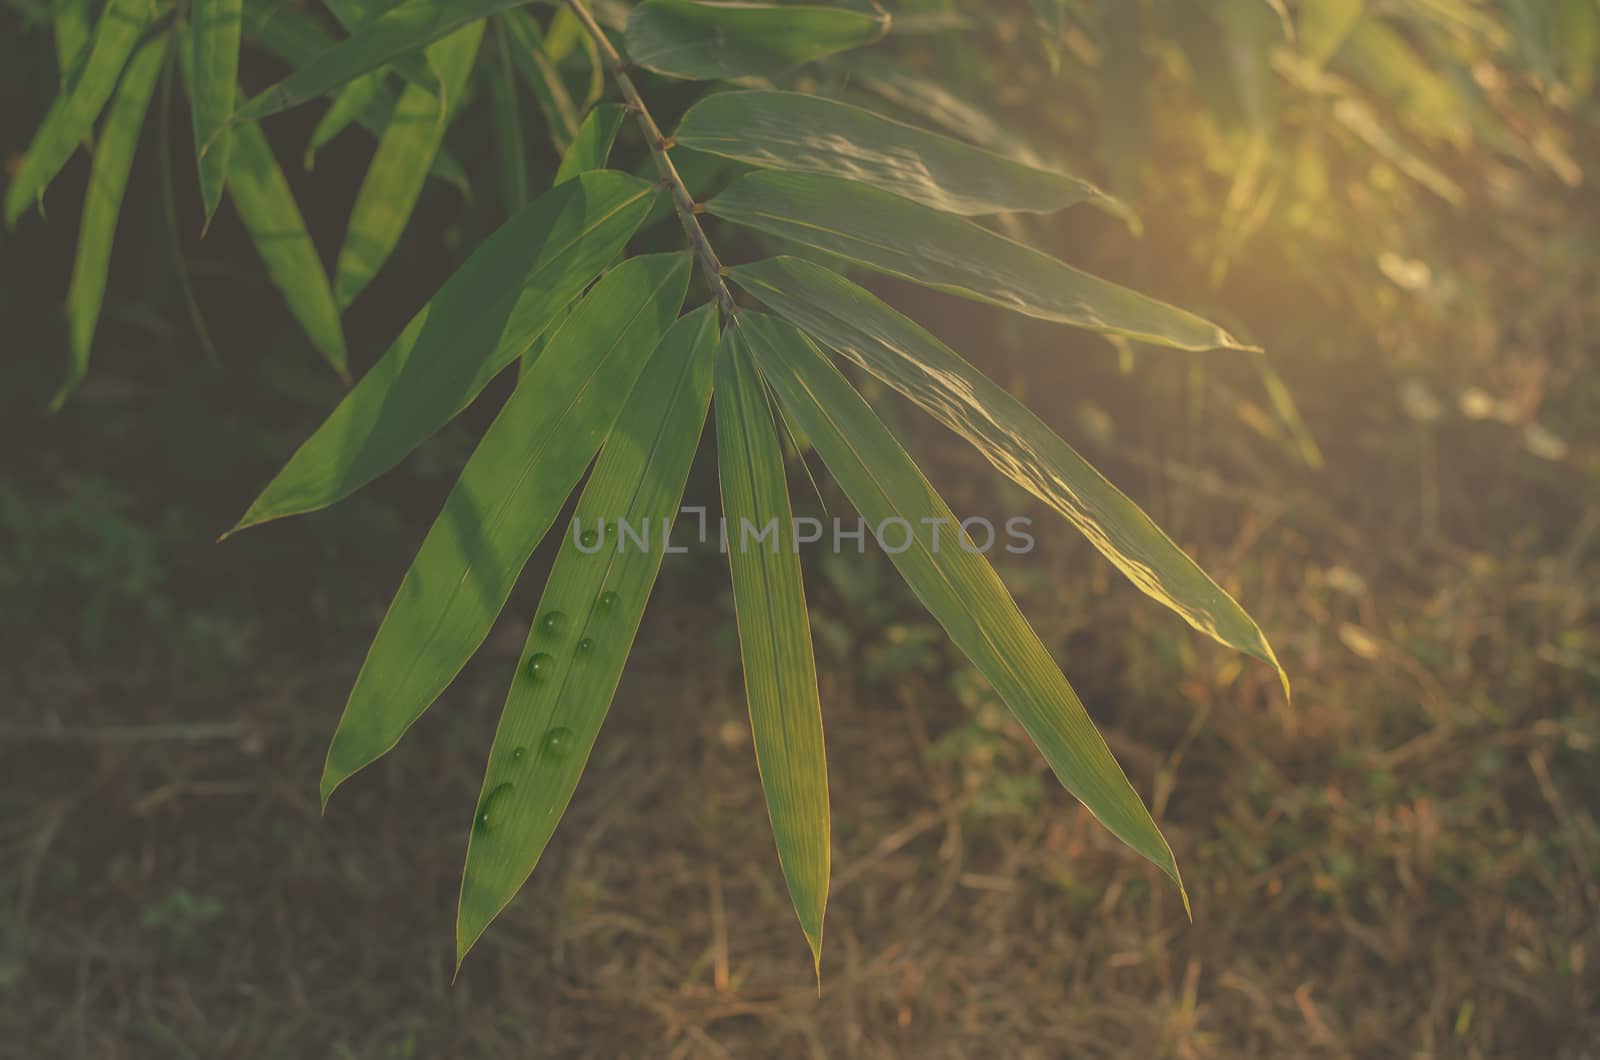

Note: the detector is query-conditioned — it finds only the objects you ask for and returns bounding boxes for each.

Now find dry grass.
[3,380,1597,1060]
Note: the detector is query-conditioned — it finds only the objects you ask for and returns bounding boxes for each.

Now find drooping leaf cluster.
[11,0,1587,971]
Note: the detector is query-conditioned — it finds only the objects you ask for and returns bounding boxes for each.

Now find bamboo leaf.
[554,102,626,185]
[739,312,1187,910]
[304,71,389,167]
[227,113,352,381]
[5,0,159,225]
[322,0,442,97]
[54,32,167,411]
[674,90,1128,222]
[487,17,529,212]
[333,20,483,307]
[456,305,718,966]
[320,252,692,804]
[714,320,831,971]
[190,0,244,226]
[623,0,889,81]
[242,0,472,190]
[729,256,1287,697]
[54,0,93,85]
[503,8,581,151]
[226,0,538,132]
[709,172,1251,352]
[228,170,659,534]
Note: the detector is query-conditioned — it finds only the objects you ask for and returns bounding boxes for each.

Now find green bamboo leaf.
[190,0,244,226]
[333,20,483,307]
[674,90,1128,222]
[320,251,692,804]
[623,0,889,81]
[709,172,1250,352]
[456,305,718,966]
[554,102,626,185]
[739,312,1187,910]
[54,0,93,85]
[487,17,528,212]
[54,32,167,411]
[714,320,831,972]
[304,71,388,167]
[5,0,159,226]
[228,170,659,534]
[729,256,1287,697]
[322,0,442,97]
[241,0,472,190]
[503,8,581,152]
[225,0,538,133]
[228,115,352,381]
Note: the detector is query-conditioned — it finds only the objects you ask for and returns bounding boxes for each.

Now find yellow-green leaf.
[674,90,1128,221]
[715,318,831,972]
[741,312,1188,912]
[729,256,1287,697]
[708,172,1251,352]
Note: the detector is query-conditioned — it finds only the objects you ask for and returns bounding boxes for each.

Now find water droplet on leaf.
[576,638,594,655]
[541,727,575,760]
[511,746,526,762]
[475,782,514,833]
[538,611,568,636]
[580,529,599,548]
[526,652,554,680]
[598,590,618,610]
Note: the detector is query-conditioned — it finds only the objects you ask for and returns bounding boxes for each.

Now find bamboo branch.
[563,0,737,318]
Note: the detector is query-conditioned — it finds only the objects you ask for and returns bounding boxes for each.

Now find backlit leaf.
[729,256,1287,696]
[709,172,1250,352]
[715,319,830,971]
[740,312,1188,910]
[673,90,1129,221]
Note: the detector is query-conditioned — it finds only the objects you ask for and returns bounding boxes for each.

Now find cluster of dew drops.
[474,523,622,836]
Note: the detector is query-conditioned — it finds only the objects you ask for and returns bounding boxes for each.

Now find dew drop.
[538,610,568,637]
[575,637,594,655]
[597,590,619,610]
[475,782,514,833]
[541,726,576,760]
[511,745,526,762]
[526,652,554,680]
[579,528,599,549]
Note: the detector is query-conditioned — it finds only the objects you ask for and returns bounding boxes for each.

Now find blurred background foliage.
[2,0,1598,1056]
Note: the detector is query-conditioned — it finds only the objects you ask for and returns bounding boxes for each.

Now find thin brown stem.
[563,0,737,318]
